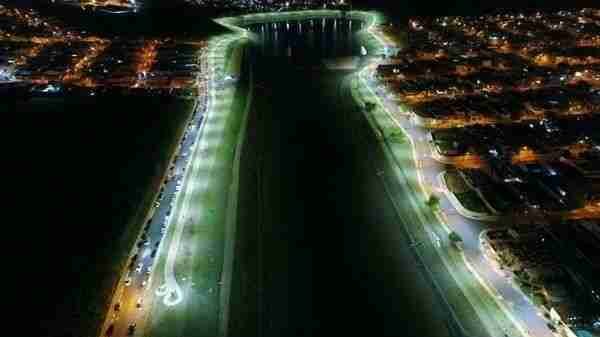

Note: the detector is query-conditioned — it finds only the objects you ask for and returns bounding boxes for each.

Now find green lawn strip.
[219,40,253,337]
[176,54,250,337]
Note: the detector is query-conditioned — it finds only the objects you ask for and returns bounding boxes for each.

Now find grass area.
[443,170,491,214]
[444,170,470,193]
[225,41,243,77]
[455,190,491,214]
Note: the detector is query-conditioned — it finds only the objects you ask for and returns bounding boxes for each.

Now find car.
[114,303,121,312]
[124,277,132,286]
[127,323,136,335]
[151,249,158,258]
[136,298,143,309]
[145,267,152,275]
[135,262,143,273]
[141,279,147,288]
[143,239,150,246]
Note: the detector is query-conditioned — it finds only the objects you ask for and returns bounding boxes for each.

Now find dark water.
[230,18,450,337]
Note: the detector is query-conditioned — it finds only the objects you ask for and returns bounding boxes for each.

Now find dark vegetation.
[7,88,192,337]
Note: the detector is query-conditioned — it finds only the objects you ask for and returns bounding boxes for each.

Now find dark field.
[7,88,192,337]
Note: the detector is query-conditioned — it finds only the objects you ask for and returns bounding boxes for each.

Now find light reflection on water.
[246,18,363,61]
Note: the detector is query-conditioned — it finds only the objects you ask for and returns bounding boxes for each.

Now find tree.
[386,130,406,143]
[448,231,463,250]
[364,101,377,112]
[426,194,440,209]
[448,231,462,243]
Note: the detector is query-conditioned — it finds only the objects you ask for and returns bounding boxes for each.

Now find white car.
[135,263,143,273]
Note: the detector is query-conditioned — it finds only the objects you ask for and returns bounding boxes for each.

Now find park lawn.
[444,169,470,194]
[455,190,492,214]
